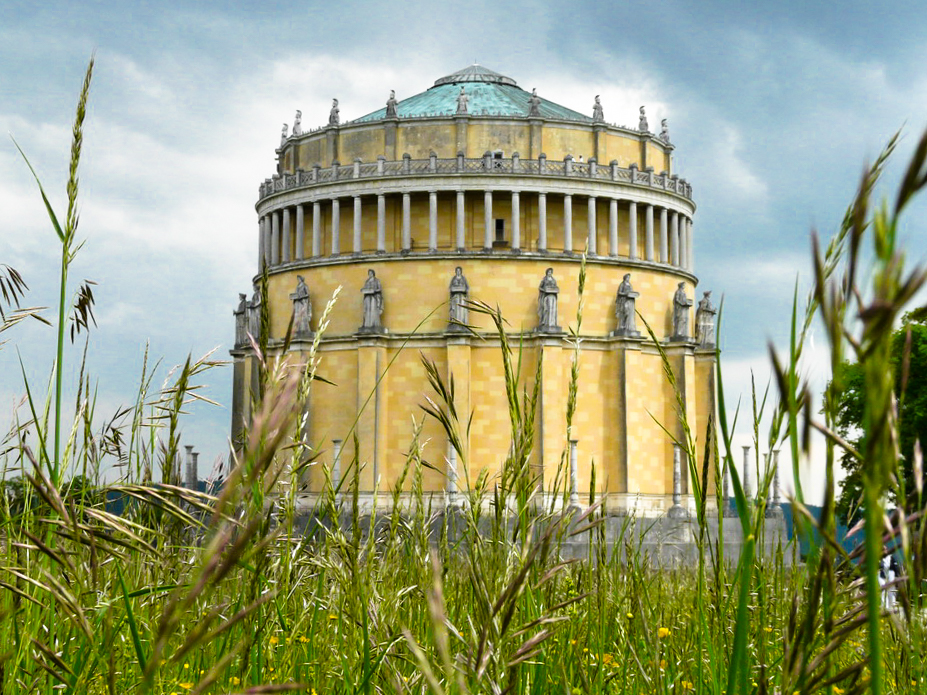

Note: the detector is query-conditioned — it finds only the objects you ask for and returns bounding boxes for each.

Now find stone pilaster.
[628,201,637,259]
[538,192,548,251]
[483,190,493,250]
[659,207,668,263]
[402,193,411,251]
[312,201,322,257]
[295,204,305,261]
[331,198,341,255]
[456,190,465,250]
[282,207,291,263]
[429,190,438,251]
[354,196,362,254]
[587,196,597,255]
[645,204,654,261]
[356,338,387,491]
[608,198,618,257]
[271,211,280,266]
[377,194,386,252]
[563,194,572,253]
[511,191,520,250]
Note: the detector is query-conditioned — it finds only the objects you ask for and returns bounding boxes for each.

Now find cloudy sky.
[2,0,926,500]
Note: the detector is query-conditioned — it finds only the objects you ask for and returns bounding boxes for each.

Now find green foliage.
[830,315,927,524]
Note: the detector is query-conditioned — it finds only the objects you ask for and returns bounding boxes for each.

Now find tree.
[832,314,927,524]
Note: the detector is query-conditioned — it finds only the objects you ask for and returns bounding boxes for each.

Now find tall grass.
[4,59,927,694]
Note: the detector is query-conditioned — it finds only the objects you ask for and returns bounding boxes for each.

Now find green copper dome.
[352,64,592,123]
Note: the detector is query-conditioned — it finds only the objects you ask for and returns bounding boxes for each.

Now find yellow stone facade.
[231,66,716,515]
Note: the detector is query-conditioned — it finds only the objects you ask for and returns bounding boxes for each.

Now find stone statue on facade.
[385,90,398,118]
[638,105,649,132]
[248,287,263,342]
[672,282,692,340]
[695,290,716,347]
[528,88,541,117]
[234,293,248,347]
[537,268,561,332]
[329,98,340,126]
[613,274,640,337]
[456,86,469,115]
[280,123,288,147]
[448,266,470,330]
[660,118,670,144]
[292,110,302,136]
[290,275,312,338]
[592,95,604,122]
[360,269,384,332]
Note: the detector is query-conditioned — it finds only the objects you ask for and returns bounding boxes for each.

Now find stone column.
[402,193,411,251]
[670,211,679,266]
[742,445,752,501]
[331,198,341,255]
[447,442,458,505]
[282,207,291,263]
[538,192,547,251]
[563,194,573,253]
[271,210,280,266]
[258,217,266,269]
[659,207,668,263]
[511,190,520,250]
[353,195,362,254]
[587,196,597,255]
[332,439,343,491]
[312,201,322,257]
[687,219,694,271]
[608,198,618,256]
[628,201,638,259]
[645,204,654,261]
[456,190,465,250]
[295,204,305,261]
[569,439,579,508]
[429,190,438,251]
[679,215,689,268]
[377,194,386,252]
[772,450,781,508]
[483,190,493,250]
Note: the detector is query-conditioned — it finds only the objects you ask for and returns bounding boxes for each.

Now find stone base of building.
[279,493,791,567]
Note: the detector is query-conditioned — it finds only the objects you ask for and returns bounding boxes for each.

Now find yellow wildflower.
[299,635,310,643]
[180,684,193,691]
[833,688,844,695]
[658,627,671,639]
[660,659,667,669]
[230,676,241,685]
[626,612,633,619]
[764,626,773,633]
[269,635,279,645]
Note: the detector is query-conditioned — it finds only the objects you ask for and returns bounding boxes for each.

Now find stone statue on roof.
[537,268,561,332]
[234,293,248,347]
[592,95,604,122]
[695,291,716,347]
[614,274,640,337]
[638,106,648,133]
[456,86,468,115]
[360,269,384,332]
[448,266,470,329]
[292,110,302,136]
[528,88,541,117]
[280,123,288,147]
[660,118,670,144]
[329,98,340,126]
[386,90,398,118]
[290,275,312,338]
[672,282,693,340]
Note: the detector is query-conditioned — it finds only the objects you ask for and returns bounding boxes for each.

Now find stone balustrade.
[259,153,693,202]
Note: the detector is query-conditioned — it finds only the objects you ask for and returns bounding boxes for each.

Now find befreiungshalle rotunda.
[231,64,717,517]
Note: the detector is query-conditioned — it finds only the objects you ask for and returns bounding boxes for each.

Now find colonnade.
[257,190,695,272]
